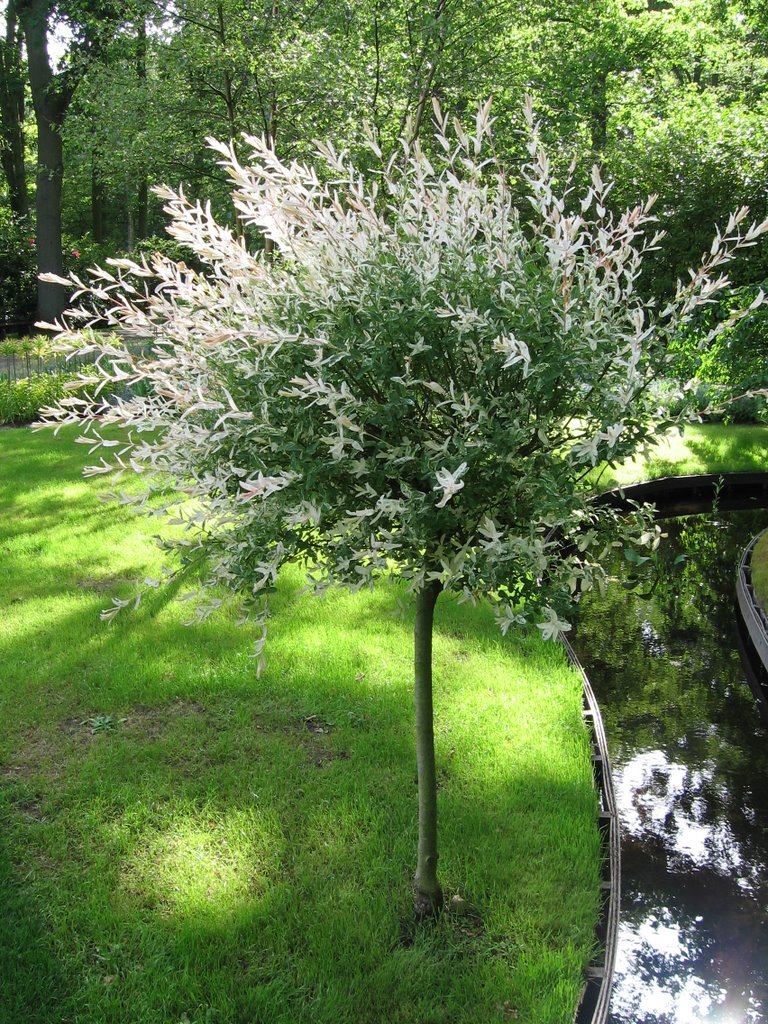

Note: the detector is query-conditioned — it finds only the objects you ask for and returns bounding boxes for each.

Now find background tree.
[62,11,161,251]
[0,0,28,218]
[16,0,125,321]
[5,0,761,328]
[40,101,766,915]
[18,0,76,322]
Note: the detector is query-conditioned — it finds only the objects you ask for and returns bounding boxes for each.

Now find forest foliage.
[1,0,768,401]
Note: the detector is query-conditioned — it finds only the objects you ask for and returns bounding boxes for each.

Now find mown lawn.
[0,426,600,1024]
[604,422,768,488]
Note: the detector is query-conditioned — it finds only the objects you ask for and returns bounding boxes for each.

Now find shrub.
[0,213,37,331]
[133,234,202,272]
[0,372,84,426]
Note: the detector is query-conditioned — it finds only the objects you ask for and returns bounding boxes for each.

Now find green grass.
[603,422,768,489]
[0,426,601,1024]
[752,531,768,612]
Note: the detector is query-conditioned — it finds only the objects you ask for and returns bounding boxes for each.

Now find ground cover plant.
[39,99,768,915]
[0,425,600,1024]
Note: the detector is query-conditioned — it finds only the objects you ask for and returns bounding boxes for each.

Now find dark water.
[573,510,768,1024]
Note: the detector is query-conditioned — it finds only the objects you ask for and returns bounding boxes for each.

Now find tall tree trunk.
[0,0,29,217]
[413,579,443,919]
[262,0,278,263]
[215,0,237,141]
[136,16,149,241]
[20,0,71,324]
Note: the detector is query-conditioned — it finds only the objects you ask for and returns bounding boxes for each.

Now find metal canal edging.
[561,635,621,1024]
[735,527,768,721]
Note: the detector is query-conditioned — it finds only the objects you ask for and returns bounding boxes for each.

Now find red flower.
[72,248,80,259]
[27,236,35,246]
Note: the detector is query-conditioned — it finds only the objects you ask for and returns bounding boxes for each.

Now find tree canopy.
[39,99,767,912]
[3,0,768,322]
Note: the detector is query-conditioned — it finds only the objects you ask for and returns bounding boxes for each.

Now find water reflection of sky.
[616,749,756,887]
[612,749,765,1023]
[612,913,757,1024]
[574,511,768,1024]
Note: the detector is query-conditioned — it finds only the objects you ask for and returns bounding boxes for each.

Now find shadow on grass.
[0,818,75,1023]
[649,425,768,479]
[0,425,598,1024]
[0,718,596,1024]
[683,428,768,473]
[0,578,596,1023]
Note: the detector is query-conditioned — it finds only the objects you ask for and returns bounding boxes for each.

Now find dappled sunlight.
[609,423,768,487]
[1,427,601,1023]
[117,808,284,922]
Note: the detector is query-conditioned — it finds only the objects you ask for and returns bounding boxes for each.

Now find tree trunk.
[399,0,448,146]
[137,177,148,241]
[21,0,70,324]
[136,16,149,241]
[590,69,608,154]
[413,579,443,919]
[0,0,29,218]
[125,178,135,252]
[91,163,105,243]
[262,0,278,263]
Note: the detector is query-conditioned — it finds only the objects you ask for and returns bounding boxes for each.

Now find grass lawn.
[602,422,768,489]
[0,426,601,1024]
[752,532,768,612]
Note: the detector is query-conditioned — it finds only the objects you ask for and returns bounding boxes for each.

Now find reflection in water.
[617,750,747,881]
[574,511,768,1024]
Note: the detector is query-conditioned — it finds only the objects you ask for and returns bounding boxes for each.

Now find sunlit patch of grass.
[601,423,768,488]
[120,808,283,918]
[0,425,601,1024]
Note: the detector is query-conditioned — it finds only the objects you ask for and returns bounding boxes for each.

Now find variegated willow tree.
[39,99,766,918]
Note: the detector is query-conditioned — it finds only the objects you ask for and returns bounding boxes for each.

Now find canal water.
[573,509,768,1024]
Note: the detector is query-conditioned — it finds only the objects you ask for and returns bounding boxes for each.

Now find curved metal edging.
[735,528,768,718]
[561,635,621,1024]
[596,471,768,519]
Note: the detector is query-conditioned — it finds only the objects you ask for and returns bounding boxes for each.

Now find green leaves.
[0,371,86,426]
[40,98,766,650]
[623,548,651,566]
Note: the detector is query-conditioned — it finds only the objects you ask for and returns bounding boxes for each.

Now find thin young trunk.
[91,163,105,243]
[125,178,135,251]
[137,177,148,241]
[590,70,608,154]
[413,579,443,919]
[399,0,448,146]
